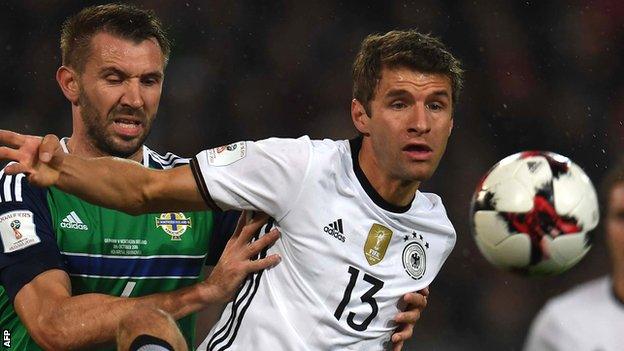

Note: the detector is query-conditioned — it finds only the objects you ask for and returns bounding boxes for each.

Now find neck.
[612,265,624,303]
[357,138,419,208]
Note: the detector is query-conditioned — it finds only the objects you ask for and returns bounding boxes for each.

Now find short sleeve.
[190,137,311,220]
[0,171,65,301]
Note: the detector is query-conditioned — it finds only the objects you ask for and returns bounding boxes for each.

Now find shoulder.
[0,166,56,258]
[419,192,444,210]
[527,277,611,348]
[534,276,612,332]
[255,135,314,151]
[248,136,335,165]
[0,168,27,203]
[544,276,611,316]
[255,136,345,153]
[0,166,46,204]
[415,192,454,227]
[143,146,190,170]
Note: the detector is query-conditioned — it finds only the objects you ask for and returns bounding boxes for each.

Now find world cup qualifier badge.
[0,210,40,253]
[156,213,192,241]
[402,232,429,280]
[207,141,247,166]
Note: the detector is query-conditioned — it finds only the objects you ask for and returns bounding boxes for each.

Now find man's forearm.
[55,154,208,214]
[24,280,219,349]
[56,155,154,215]
[0,132,208,214]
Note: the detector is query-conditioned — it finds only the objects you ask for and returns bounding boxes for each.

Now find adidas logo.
[323,219,345,243]
[527,161,542,173]
[60,211,89,231]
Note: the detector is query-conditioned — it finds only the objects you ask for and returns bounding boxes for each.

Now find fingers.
[391,322,413,344]
[0,130,25,148]
[231,210,247,239]
[0,146,31,175]
[0,146,23,163]
[4,162,29,175]
[391,290,426,346]
[391,339,404,351]
[241,228,281,273]
[403,291,427,309]
[394,308,421,325]
[245,229,279,258]
[395,292,426,325]
[237,211,270,243]
[247,253,281,273]
[40,134,61,163]
[250,211,269,222]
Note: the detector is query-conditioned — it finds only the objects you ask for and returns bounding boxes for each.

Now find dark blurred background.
[1,1,622,350]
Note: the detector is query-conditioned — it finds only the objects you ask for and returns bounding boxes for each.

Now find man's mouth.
[402,143,433,160]
[112,117,143,137]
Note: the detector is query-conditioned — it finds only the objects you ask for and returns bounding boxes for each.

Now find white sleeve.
[523,302,582,351]
[190,136,312,220]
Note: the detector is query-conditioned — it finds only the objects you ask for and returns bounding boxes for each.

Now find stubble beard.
[78,88,151,159]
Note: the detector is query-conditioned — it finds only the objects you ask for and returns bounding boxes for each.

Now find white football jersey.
[524,276,624,351]
[192,136,456,350]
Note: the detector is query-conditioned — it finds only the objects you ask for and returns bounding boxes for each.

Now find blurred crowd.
[1,1,623,349]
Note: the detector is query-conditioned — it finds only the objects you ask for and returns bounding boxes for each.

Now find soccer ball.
[470,151,599,276]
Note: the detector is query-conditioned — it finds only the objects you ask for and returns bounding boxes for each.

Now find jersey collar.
[349,136,413,214]
[59,137,149,167]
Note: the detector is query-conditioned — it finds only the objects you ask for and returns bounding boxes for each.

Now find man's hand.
[0,130,64,187]
[201,211,281,303]
[391,287,429,351]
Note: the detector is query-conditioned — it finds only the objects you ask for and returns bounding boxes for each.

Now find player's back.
[197,137,456,350]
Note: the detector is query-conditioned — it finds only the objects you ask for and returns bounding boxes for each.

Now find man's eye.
[142,78,159,86]
[391,102,407,109]
[106,76,122,84]
[427,102,443,111]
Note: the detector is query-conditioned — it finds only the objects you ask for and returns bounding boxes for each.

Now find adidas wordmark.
[60,211,89,231]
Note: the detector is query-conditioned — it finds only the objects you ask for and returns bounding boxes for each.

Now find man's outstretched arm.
[13,212,280,350]
[0,130,205,214]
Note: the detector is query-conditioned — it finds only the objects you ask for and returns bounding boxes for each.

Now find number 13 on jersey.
[334,265,385,332]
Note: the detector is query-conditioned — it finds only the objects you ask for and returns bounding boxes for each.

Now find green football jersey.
[0,143,227,350]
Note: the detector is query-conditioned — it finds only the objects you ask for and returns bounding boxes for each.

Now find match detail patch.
[0,210,40,253]
[207,142,247,166]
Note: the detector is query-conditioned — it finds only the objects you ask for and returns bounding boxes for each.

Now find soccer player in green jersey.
[0,4,281,350]
[0,4,430,351]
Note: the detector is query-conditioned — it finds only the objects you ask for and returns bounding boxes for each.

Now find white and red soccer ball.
[470,151,599,276]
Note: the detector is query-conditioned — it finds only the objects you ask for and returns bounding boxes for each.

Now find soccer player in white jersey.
[523,164,624,351]
[0,29,463,350]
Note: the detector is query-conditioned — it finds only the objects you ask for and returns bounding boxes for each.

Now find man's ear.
[56,66,80,105]
[351,99,370,136]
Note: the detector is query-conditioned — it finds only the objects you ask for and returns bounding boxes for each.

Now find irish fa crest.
[156,213,192,241]
[364,223,393,265]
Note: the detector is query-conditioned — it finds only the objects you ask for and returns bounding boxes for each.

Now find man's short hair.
[352,30,463,115]
[60,3,171,72]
